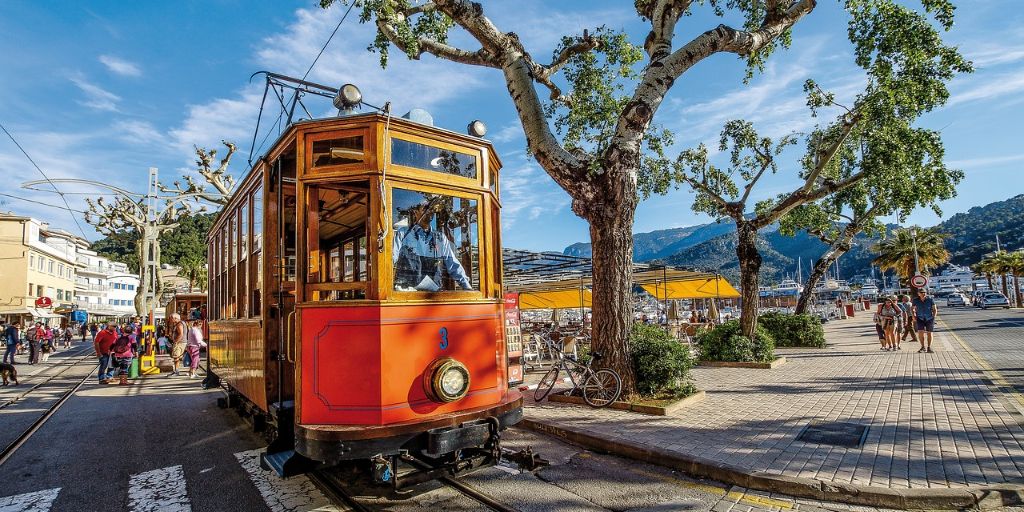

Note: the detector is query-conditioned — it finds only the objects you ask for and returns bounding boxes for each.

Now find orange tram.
[204,84,522,486]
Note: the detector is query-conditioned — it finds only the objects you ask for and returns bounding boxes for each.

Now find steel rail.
[0,356,96,467]
[307,470,372,512]
[0,345,95,410]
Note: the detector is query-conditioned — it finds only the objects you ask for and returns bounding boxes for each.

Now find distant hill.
[563,196,1024,285]
[936,194,1024,266]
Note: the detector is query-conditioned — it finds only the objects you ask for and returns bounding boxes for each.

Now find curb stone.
[519,417,1024,510]
[698,357,786,369]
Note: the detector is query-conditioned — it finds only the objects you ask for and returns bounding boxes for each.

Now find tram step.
[260,449,317,478]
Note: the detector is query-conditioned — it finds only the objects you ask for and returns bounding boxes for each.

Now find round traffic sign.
[34,296,52,308]
[911,274,928,288]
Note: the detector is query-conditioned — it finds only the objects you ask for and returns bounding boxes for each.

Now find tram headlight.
[333,83,362,111]
[424,358,470,403]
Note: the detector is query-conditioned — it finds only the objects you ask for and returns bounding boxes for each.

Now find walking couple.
[167,313,205,378]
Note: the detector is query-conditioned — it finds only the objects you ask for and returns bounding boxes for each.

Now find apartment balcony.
[77,264,107,275]
[74,282,109,293]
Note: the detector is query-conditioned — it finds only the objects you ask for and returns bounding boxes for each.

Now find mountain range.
[562,194,1024,285]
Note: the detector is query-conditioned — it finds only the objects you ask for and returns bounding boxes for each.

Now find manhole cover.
[797,421,868,447]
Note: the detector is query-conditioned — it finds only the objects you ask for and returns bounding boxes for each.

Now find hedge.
[694,320,775,363]
[758,312,826,348]
[629,323,696,398]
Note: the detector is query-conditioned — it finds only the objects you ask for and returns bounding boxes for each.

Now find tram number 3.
[439,327,450,350]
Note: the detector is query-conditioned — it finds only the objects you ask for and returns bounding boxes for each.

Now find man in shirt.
[93,322,118,384]
[392,200,472,291]
[911,289,938,353]
[2,321,19,365]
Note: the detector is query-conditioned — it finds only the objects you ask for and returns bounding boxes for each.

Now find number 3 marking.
[439,327,449,350]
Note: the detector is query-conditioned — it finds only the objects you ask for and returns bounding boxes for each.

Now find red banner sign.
[34,296,52,308]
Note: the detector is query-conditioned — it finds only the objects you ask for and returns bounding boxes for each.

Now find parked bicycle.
[533,338,622,408]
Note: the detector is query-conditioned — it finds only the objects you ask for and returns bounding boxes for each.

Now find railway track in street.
[309,463,521,512]
[0,344,95,410]
[0,347,97,467]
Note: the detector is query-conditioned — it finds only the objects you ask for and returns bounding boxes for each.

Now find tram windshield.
[392,188,479,292]
[307,182,369,301]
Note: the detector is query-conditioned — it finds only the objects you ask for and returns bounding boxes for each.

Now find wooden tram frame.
[205,111,522,482]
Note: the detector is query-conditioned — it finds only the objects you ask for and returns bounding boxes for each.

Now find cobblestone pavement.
[525,307,1024,490]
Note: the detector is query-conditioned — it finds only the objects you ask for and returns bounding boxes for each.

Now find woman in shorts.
[879,297,901,351]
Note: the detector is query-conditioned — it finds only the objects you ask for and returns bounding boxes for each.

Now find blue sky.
[0,1,1021,252]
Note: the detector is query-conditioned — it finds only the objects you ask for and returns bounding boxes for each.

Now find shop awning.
[640,275,740,300]
[518,289,593,310]
[31,308,65,319]
[0,308,32,316]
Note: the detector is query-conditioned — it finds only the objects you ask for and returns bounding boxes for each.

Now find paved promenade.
[525,309,1024,491]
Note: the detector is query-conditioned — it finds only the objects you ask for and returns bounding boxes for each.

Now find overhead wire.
[0,192,88,214]
[301,1,356,82]
[0,121,90,238]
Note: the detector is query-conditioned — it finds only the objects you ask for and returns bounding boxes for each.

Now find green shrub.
[694,320,775,363]
[629,323,695,398]
[758,312,826,348]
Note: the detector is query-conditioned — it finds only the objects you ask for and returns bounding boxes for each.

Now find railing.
[75,283,109,292]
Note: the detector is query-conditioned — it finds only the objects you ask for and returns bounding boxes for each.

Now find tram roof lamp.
[467,120,487,138]
[333,83,362,111]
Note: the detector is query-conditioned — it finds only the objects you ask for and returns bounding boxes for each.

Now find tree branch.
[801,113,859,195]
[679,174,730,210]
[375,17,497,67]
[739,159,772,205]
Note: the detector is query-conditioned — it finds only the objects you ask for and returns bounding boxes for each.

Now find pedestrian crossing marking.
[235,449,342,512]
[0,488,60,512]
[128,465,191,512]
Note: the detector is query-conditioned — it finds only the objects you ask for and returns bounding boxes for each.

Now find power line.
[0,122,90,238]
[302,1,356,81]
[0,192,88,214]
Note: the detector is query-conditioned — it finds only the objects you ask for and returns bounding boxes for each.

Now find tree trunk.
[736,221,762,337]
[986,273,993,290]
[1002,274,1009,299]
[586,198,639,395]
[1015,272,1022,308]
[796,254,834,314]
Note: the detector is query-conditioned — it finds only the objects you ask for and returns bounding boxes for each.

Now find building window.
[29,254,34,268]
[58,263,63,275]
[38,258,44,271]
[128,284,134,291]
[128,300,134,306]
[36,285,42,297]
[57,289,63,300]
[28,283,32,296]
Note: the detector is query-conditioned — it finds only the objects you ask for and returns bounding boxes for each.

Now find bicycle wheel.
[582,368,622,408]
[534,366,560,402]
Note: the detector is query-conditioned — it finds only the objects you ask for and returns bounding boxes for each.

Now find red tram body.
[204,91,521,483]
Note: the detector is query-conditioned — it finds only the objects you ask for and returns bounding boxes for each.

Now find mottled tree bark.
[735,222,762,337]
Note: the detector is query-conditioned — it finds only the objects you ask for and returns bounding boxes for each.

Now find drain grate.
[796,421,869,448]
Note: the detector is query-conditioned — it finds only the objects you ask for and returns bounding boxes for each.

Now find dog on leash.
[0,363,18,386]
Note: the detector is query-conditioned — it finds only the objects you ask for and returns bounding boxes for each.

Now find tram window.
[238,205,248,319]
[283,190,297,283]
[391,138,477,179]
[311,136,364,168]
[306,182,368,301]
[392,188,479,293]
[252,186,263,252]
[250,187,263,317]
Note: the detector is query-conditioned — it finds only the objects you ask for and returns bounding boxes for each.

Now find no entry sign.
[911,274,928,289]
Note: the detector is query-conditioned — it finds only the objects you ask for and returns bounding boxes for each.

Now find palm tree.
[873,228,950,292]
[983,251,1014,300]
[971,262,994,291]
[1008,251,1024,308]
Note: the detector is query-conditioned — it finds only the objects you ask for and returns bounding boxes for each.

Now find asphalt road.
[938,304,1024,395]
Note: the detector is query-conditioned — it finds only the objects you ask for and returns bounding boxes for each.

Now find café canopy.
[502,249,739,310]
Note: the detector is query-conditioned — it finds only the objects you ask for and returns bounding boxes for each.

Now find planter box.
[698,356,786,369]
[547,390,706,416]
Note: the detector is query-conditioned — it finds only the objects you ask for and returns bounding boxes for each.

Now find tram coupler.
[503,446,549,471]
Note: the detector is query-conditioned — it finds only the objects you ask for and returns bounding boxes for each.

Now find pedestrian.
[27,322,43,364]
[898,295,916,346]
[110,328,135,385]
[3,321,19,365]
[880,297,901,350]
[157,333,168,355]
[912,289,938,353]
[63,325,74,348]
[168,313,187,376]
[872,303,887,349]
[89,322,98,341]
[39,327,54,363]
[93,322,118,384]
[186,320,206,379]
[79,322,87,341]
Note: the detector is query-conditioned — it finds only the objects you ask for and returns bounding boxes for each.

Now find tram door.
[267,160,297,405]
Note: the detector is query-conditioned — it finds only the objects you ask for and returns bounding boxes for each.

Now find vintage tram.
[204,83,522,485]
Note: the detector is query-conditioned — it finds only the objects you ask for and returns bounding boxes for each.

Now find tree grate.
[796,421,869,448]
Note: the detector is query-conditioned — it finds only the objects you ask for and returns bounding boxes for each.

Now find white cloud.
[947,153,1024,169]
[491,123,524,143]
[98,55,141,77]
[69,75,120,112]
[948,69,1024,107]
[498,152,571,228]
[113,120,163,144]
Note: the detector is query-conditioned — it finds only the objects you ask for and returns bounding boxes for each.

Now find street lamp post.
[911,227,920,276]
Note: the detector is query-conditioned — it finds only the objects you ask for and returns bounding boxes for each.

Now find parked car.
[981,292,1010,309]
[946,294,967,307]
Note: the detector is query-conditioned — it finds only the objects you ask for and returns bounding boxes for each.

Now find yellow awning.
[518,289,592,310]
[640,275,740,300]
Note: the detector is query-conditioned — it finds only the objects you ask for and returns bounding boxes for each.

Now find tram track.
[0,345,95,410]
[309,464,521,512]
[0,350,96,467]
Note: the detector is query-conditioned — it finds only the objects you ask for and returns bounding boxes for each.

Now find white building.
[75,249,140,319]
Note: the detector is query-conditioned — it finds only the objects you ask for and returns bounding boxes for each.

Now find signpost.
[911,274,928,289]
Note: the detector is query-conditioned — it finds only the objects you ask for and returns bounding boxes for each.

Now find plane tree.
[780,123,962,314]
[640,3,969,337]
[323,0,968,390]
